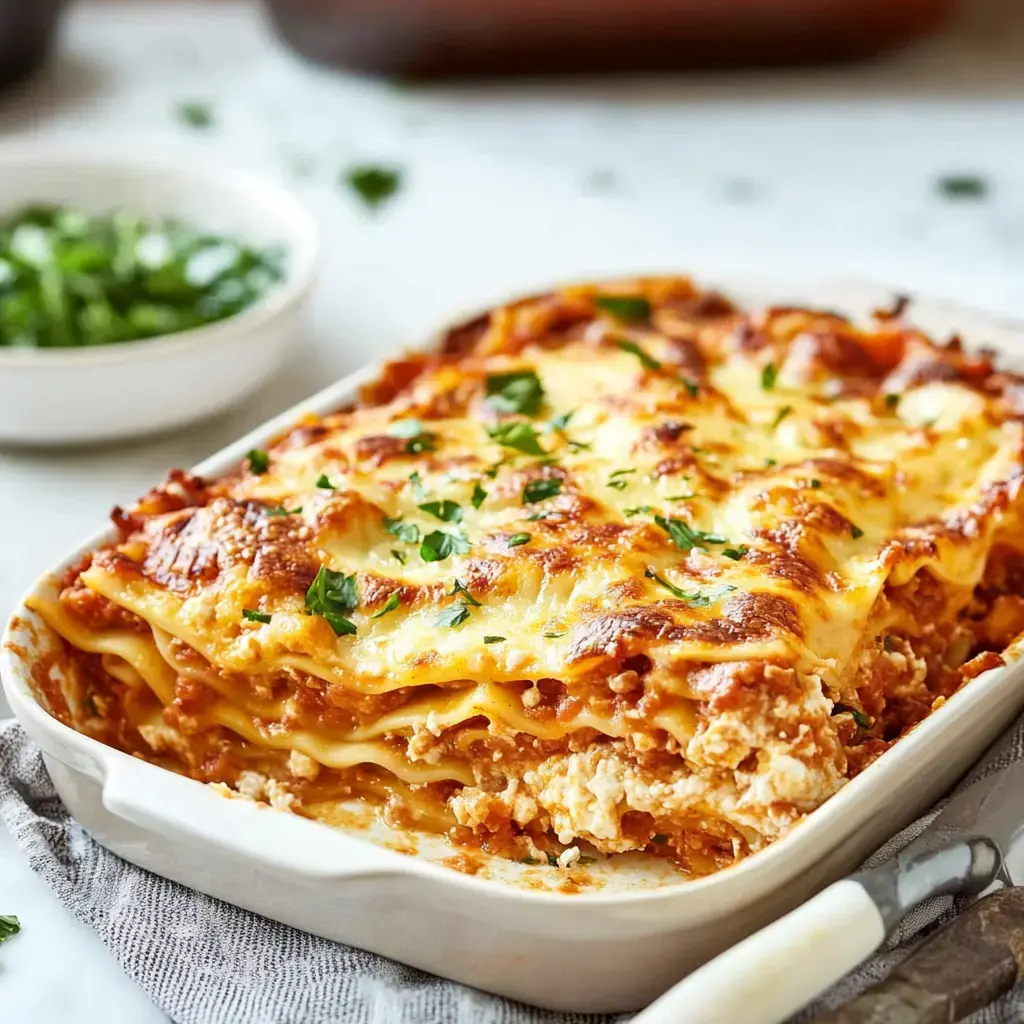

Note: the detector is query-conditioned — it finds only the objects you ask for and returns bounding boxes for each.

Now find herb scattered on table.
[0,915,19,942]
[0,205,284,348]
[175,100,215,130]
[343,164,403,211]
[936,174,990,201]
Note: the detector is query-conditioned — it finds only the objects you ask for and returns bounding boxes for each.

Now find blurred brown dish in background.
[265,0,954,78]
[0,0,64,91]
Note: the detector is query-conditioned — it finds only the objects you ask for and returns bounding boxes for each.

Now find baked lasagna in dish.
[29,278,1024,877]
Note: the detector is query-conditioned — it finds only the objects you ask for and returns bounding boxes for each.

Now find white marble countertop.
[4,0,1024,1019]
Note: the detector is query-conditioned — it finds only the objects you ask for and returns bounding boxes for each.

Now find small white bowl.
[0,147,320,446]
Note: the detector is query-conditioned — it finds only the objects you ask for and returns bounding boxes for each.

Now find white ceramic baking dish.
[4,279,1024,1015]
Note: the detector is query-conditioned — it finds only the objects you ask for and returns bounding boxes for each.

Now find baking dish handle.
[102,759,397,880]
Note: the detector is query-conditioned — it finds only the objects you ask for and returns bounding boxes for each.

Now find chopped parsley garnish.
[884,393,900,410]
[772,405,793,429]
[388,418,436,454]
[527,510,557,521]
[617,338,662,371]
[665,493,694,501]
[607,468,636,491]
[624,505,653,517]
[419,499,463,523]
[409,470,428,501]
[315,473,336,490]
[486,369,545,416]
[344,164,403,210]
[595,295,652,322]
[0,205,284,349]
[265,505,302,517]
[548,409,590,451]
[548,410,574,432]
[651,834,668,845]
[721,546,748,561]
[449,579,482,606]
[654,514,727,551]
[850,523,864,540]
[833,703,871,729]
[936,174,989,201]
[242,609,272,624]
[0,915,20,942]
[681,377,699,398]
[810,479,822,489]
[765,457,778,467]
[484,459,506,479]
[176,100,214,129]
[761,363,778,391]
[305,566,358,636]
[436,602,471,628]
[507,532,531,547]
[383,516,420,544]
[420,530,470,563]
[523,478,563,504]
[391,548,407,564]
[544,631,566,639]
[644,567,736,607]
[484,635,506,644]
[371,592,401,619]
[487,421,545,456]
[471,482,488,509]
[247,449,269,474]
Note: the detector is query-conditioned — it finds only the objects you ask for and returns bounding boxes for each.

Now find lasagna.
[29,278,1024,877]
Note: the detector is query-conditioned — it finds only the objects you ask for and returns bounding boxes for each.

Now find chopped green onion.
[242,609,271,624]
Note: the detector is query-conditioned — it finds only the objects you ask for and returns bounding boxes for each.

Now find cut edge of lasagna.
[27,276,1024,879]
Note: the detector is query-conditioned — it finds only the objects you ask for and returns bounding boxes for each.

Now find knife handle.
[814,885,1024,1024]
[633,880,887,1024]
[633,837,1002,1024]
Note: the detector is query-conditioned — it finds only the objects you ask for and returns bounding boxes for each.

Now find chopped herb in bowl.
[0,204,285,348]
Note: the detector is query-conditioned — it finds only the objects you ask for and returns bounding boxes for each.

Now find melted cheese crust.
[34,277,1024,874]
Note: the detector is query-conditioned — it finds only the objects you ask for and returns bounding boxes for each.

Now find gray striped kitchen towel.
[2,715,1024,1023]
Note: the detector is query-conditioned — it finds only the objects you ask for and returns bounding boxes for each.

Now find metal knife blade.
[897,743,1024,882]
[850,733,1024,932]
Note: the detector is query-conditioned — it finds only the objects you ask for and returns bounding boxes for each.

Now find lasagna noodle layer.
[31,277,1024,872]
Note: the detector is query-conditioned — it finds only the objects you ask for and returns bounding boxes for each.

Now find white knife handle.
[634,879,886,1024]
